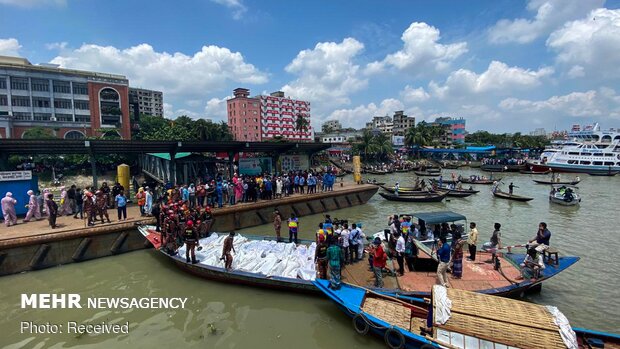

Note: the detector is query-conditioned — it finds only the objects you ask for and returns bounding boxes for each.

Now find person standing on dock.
[326,236,344,289]
[288,213,299,244]
[221,231,236,269]
[23,190,41,223]
[115,190,128,221]
[372,237,387,288]
[273,209,282,242]
[2,192,18,227]
[467,222,479,261]
[135,187,146,216]
[144,187,153,216]
[95,191,111,224]
[436,237,451,287]
[394,232,405,276]
[46,193,58,229]
[314,234,328,279]
[58,186,71,216]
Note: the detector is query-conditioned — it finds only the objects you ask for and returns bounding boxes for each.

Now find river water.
[1,169,618,348]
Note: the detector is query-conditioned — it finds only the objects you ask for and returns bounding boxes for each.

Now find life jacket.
[288,218,298,229]
[401,222,411,235]
[316,229,326,240]
[184,228,195,240]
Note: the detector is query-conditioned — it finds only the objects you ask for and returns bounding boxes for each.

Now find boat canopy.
[410,211,466,225]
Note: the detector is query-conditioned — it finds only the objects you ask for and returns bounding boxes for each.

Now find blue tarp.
[409,211,467,224]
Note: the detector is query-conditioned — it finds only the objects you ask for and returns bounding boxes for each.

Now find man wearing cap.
[1,192,18,227]
[23,190,41,223]
[184,220,199,264]
[372,237,387,288]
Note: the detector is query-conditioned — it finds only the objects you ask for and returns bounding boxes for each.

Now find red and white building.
[227,88,313,142]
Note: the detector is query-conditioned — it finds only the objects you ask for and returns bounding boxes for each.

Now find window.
[11,96,30,107]
[32,97,51,108]
[0,95,6,106]
[53,80,71,94]
[33,112,51,121]
[55,114,73,122]
[580,153,591,156]
[13,112,31,120]
[580,161,591,165]
[64,130,85,139]
[11,77,29,90]
[604,162,614,166]
[74,100,89,110]
[0,79,6,89]
[593,161,603,166]
[72,83,88,95]
[31,79,49,92]
[75,115,90,123]
[54,99,72,109]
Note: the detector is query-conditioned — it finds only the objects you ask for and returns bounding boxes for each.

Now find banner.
[239,158,272,175]
[0,171,32,182]
[353,156,362,184]
[280,154,309,172]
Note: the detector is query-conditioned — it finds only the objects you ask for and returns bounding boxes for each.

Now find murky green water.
[0,169,618,348]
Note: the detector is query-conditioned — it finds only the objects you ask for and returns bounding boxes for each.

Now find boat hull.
[379,192,447,202]
[533,179,581,185]
[493,192,534,202]
[481,164,526,172]
[530,162,620,175]
[549,195,581,206]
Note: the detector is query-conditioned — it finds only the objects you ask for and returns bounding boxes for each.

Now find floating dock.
[0,183,378,276]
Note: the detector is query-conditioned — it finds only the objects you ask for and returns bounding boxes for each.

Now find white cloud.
[209,0,247,20]
[400,85,430,103]
[0,38,21,56]
[50,43,268,98]
[0,0,66,6]
[326,98,405,129]
[567,65,585,78]
[488,0,604,44]
[282,38,368,113]
[547,8,620,78]
[204,96,230,120]
[45,41,68,50]
[366,22,467,75]
[429,61,553,99]
[499,88,620,118]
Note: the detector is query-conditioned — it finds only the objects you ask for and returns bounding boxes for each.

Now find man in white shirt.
[339,224,350,264]
[349,224,361,262]
[518,248,545,280]
[395,232,406,276]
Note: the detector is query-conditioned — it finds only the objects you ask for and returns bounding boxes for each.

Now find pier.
[0,183,378,276]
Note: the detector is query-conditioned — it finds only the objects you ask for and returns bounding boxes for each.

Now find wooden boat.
[368,182,386,186]
[138,211,580,299]
[430,178,459,185]
[395,168,412,173]
[440,187,478,197]
[414,171,440,177]
[379,192,448,202]
[520,169,552,175]
[460,177,501,185]
[533,179,581,185]
[380,185,423,192]
[481,163,527,172]
[366,170,390,175]
[493,191,534,202]
[313,280,620,349]
[589,171,619,176]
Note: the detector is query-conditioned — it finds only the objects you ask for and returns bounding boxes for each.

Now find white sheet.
[433,285,452,325]
[177,233,316,281]
[546,306,578,349]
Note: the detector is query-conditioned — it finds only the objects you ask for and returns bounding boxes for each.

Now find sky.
[1,0,619,133]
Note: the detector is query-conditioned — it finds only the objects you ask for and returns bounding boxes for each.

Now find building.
[365,115,393,134]
[322,120,342,132]
[227,88,313,142]
[320,130,363,143]
[434,117,466,144]
[129,87,163,118]
[392,111,415,136]
[529,128,546,137]
[0,55,130,139]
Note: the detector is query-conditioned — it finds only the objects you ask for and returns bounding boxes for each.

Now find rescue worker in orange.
[314,234,328,279]
[183,220,199,264]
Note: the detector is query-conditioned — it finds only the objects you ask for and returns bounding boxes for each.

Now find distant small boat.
[379,191,448,202]
[520,169,551,175]
[493,191,534,202]
[414,171,440,177]
[481,163,527,172]
[550,189,581,206]
[589,171,619,176]
[460,177,501,185]
[366,170,390,175]
[368,182,386,186]
[533,179,581,185]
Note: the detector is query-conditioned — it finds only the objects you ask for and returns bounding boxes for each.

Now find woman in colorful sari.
[451,239,464,279]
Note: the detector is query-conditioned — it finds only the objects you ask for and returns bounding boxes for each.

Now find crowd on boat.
[481,157,527,165]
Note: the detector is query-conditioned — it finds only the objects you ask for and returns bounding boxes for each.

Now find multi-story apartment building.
[392,111,415,136]
[434,117,466,144]
[227,88,313,142]
[129,87,163,117]
[0,55,131,139]
[322,120,342,131]
[365,115,393,134]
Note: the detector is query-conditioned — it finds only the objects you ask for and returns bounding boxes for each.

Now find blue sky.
[1,0,619,133]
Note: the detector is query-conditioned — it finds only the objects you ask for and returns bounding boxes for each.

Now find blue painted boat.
[313,280,620,349]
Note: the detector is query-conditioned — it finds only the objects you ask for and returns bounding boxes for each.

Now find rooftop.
[0,55,128,82]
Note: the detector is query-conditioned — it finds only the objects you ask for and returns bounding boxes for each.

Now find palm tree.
[405,122,434,157]
[353,130,379,160]
[372,132,394,160]
[295,113,309,132]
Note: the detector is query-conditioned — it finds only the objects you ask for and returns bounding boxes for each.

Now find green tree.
[295,113,309,132]
[321,124,333,134]
[372,132,394,160]
[22,126,55,139]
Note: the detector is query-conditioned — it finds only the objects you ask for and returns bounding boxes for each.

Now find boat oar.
[363,286,428,313]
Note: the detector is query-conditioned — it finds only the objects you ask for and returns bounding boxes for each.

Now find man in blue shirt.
[529,222,551,251]
[436,237,451,287]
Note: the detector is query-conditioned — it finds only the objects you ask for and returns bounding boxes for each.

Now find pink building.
[227,88,313,142]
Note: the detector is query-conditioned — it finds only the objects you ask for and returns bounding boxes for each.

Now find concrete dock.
[0,183,378,276]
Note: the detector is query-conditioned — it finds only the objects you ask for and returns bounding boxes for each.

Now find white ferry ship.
[530,124,620,175]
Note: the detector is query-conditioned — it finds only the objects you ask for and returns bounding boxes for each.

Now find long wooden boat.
[138,218,579,299]
[430,178,458,185]
[444,188,477,198]
[533,179,581,185]
[368,182,386,186]
[313,281,620,349]
[481,163,527,172]
[589,171,619,176]
[414,171,440,177]
[460,177,501,185]
[493,191,534,202]
[379,192,448,202]
[520,169,552,175]
[366,170,391,175]
[380,185,423,192]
